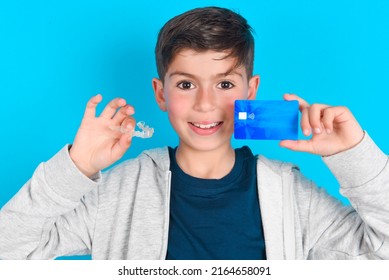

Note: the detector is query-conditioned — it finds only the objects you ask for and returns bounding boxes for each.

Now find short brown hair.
[155,7,255,81]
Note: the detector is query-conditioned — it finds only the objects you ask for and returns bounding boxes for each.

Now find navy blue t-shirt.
[166,146,266,260]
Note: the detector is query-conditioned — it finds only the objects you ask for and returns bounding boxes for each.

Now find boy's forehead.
[176,49,229,60]
[166,49,245,78]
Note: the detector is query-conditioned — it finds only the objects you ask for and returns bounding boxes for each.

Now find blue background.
[1,0,388,259]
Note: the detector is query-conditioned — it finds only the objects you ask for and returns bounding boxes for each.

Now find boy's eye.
[177,81,195,90]
[217,81,234,89]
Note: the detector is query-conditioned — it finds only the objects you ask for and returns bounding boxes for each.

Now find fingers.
[281,94,360,155]
[112,104,135,125]
[305,105,341,136]
[95,97,135,126]
[84,94,103,119]
[321,107,336,134]
[308,104,331,134]
[120,115,136,134]
[111,116,136,159]
[100,97,127,119]
[110,116,136,161]
[83,95,131,121]
[285,94,334,136]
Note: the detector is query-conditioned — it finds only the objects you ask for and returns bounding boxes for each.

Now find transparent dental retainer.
[110,121,154,139]
[132,121,154,138]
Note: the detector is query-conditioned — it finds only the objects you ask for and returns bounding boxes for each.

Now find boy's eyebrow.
[216,68,243,78]
[168,68,243,79]
[168,71,197,79]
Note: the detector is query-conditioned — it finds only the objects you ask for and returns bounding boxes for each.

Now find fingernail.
[314,127,321,134]
[303,129,310,136]
[326,128,331,134]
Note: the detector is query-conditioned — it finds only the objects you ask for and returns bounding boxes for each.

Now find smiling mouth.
[189,122,223,129]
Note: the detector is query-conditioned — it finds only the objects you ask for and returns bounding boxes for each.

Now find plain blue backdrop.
[1,0,389,259]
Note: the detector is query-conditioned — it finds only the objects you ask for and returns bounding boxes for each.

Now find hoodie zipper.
[159,170,172,259]
[282,165,296,259]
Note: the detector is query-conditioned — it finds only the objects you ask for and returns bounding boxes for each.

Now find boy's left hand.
[279,94,364,156]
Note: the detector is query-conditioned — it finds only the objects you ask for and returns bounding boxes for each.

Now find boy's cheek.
[224,97,238,111]
[227,102,235,116]
[166,96,188,117]
[222,100,236,126]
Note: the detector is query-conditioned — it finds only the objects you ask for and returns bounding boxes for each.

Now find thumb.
[111,133,133,161]
[279,139,314,153]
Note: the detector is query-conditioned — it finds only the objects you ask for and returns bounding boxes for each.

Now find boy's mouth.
[189,122,223,129]
[188,121,224,136]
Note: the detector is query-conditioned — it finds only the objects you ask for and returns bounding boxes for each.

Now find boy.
[0,6,388,260]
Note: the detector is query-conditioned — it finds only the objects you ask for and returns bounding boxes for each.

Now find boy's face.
[153,49,259,152]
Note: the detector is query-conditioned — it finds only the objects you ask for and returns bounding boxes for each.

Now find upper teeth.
[192,122,220,129]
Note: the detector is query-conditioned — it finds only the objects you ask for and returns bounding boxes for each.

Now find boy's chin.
[179,136,233,152]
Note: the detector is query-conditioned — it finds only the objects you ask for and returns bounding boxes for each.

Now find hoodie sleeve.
[304,132,389,259]
[0,145,100,259]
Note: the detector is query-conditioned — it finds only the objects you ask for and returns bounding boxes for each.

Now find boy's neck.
[175,142,235,179]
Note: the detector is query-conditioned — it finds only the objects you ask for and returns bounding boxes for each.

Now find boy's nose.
[193,88,216,112]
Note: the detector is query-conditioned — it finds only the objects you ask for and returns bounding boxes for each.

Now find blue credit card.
[234,100,299,140]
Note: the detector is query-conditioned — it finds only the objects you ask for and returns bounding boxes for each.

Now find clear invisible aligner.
[132,121,154,138]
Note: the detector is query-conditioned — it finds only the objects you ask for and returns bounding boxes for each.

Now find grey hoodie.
[0,132,388,259]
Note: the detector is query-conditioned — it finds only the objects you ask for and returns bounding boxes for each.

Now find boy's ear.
[152,78,167,111]
[247,75,260,100]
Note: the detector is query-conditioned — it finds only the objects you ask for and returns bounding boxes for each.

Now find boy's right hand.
[69,94,135,177]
